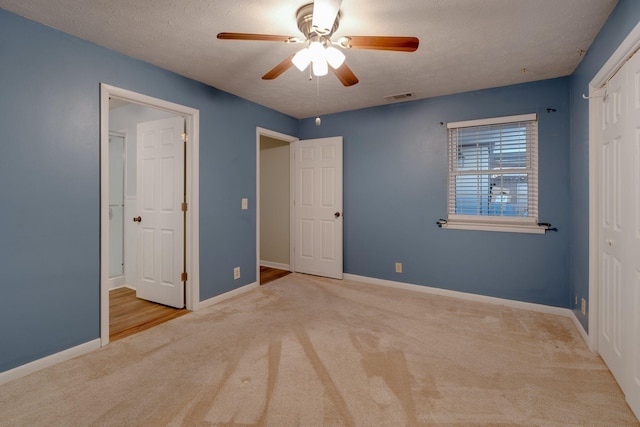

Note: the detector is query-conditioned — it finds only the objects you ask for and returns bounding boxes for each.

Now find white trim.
[344,274,572,317]
[587,20,640,353]
[100,83,200,344]
[289,142,295,273]
[0,339,101,385]
[587,86,604,353]
[108,276,126,288]
[197,282,259,310]
[591,20,640,89]
[255,127,298,285]
[109,285,136,291]
[260,260,291,271]
[441,220,546,234]
[570,310,591,349]
[447,113,537,129]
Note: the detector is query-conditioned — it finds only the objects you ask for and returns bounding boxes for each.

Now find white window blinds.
[447,114,539,226]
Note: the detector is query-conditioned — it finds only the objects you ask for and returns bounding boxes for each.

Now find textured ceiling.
[0,0,618,118]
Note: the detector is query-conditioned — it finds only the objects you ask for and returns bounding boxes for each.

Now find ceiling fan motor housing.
[296,3,341,42]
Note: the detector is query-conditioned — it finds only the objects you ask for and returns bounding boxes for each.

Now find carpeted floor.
[1,273,638,426]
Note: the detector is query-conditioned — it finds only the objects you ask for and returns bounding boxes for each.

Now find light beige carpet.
[1,274,637,426]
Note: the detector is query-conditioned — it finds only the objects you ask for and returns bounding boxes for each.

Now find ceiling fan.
[217,0,419,86]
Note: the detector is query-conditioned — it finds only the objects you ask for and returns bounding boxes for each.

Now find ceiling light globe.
[292,47,311,71]
[325,46,345,69]
[312,58,328,76]
[309,41,325,63]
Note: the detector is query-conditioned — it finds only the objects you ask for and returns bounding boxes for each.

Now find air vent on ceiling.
[384,92,414,102]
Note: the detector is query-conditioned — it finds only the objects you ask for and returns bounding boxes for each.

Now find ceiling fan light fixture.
[309,41,325,63]
[325,46,345,69]
[292,47,311,71]
[312,57,328,76]
[337,36,351,49]
[218,1,418,86]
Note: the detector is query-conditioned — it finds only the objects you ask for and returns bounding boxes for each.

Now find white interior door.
[294,137,343,279]
[135,116,185,308]
[599,61,626,386]
[598,49,640,419]
[623,48,640,418]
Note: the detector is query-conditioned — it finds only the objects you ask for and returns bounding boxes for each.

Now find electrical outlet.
[241,198,248,210]
[234,267,240,280]
[395,262,402,273]
[581,298,587,316]
[575,295,578,306]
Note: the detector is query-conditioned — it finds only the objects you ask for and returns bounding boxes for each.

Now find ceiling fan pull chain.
[315,76,322,126]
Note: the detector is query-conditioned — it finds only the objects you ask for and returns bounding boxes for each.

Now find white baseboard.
[260,261,290,271]
[109,285,136,291]
[197,282,259,310]
[0,339,101,386]
[109,276,126,289]
[1,283,259,385]
[343,274,573,318]
[570,310,594,350]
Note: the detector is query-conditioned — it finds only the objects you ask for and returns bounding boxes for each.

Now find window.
[444,113,544,234]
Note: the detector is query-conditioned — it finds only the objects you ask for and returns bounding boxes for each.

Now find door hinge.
[181,202,188,212]
[182,132,188,143]
[181,271,188,281]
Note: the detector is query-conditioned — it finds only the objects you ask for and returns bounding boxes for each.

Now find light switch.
[241,198,248,210]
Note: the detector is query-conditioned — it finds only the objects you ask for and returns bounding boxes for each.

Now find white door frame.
[588,20,640,352]
[100,83,200,346]
[255,127,298,284]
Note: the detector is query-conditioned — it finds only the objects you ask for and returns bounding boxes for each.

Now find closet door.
[623,48,640,418]
[598,49,640,419]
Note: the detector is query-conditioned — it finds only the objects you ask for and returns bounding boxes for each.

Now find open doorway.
[256,128,297,285]
[108,103,185,340]
[100,84,200,346]
[256,129,345,284]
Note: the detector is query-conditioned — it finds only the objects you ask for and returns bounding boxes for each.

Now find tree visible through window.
[445,113,540,233]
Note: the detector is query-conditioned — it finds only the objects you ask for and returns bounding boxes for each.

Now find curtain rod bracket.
[538,222,558,232]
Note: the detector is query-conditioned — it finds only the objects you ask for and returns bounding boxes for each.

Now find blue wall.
[568,0,640,331]
[300,78,571,308]
[0,9,297,373]
[2,1,639,374]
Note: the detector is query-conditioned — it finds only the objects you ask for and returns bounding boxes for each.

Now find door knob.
[133,216,142,223]
[334,212,341,218]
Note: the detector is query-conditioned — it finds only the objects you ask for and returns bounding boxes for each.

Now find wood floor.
[109,287,188,342]
[110,267,290,341]
[260,266,291,285]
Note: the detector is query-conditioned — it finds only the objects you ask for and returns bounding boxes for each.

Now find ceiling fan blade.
[217,32,295,43]
[262,55,296,80]
[331,63,359,87]
[312,0,342,34]
[340,36,419,52]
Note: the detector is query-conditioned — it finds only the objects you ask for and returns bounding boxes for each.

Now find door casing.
[100,83,200,346]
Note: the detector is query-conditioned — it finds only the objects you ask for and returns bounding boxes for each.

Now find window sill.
[441,220,547,234]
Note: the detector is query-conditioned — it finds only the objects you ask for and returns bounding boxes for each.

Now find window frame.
[443,113,545,234]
